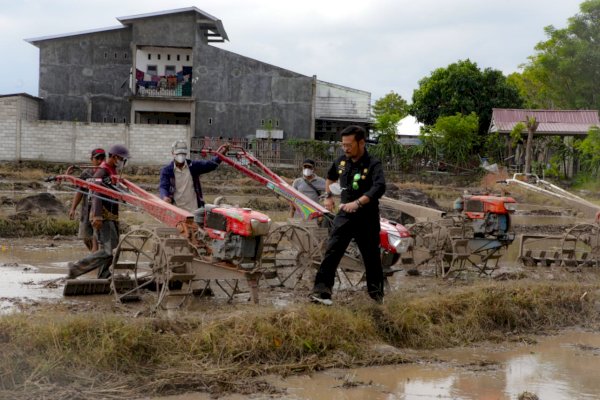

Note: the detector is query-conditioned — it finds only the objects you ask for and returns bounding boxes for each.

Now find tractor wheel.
[258,224,323,290]
[110,227,195,311]
[561,224,600,268]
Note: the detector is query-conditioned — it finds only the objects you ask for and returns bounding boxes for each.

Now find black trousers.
[314,211,384,300]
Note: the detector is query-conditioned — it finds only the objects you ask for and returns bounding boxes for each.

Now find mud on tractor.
[407,193,517,278]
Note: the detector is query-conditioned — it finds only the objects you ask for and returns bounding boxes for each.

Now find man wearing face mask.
[67,144,129,279]
[159,140,228,212]
[289,159,326,219]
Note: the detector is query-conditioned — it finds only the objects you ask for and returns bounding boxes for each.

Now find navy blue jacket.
[159,157,220,208]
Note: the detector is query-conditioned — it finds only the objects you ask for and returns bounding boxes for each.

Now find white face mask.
[175,154,186,164]
[302,168,313,177]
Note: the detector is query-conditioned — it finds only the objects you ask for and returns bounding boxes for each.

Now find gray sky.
[1,0,583,102]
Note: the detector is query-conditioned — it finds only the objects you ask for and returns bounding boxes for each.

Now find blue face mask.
[175,154,186,164]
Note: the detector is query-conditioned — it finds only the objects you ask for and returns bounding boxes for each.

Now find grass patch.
[0,280,598,399]
[0,216,77,237]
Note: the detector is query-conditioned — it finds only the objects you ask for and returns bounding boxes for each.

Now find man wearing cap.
[159,140,229,212]
[68,144,129,279]
[290,159,326,219]
[68,148,105,252]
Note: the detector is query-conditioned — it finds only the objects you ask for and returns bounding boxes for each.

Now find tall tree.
[372,91,409,120]
[514,0,600,110]
[411,59,523,139]
[372,91,409,135]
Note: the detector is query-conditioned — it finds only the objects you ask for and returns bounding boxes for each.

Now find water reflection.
[273,331,600,400]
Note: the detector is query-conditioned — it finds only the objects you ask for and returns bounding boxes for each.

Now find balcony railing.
[135,81,192,98]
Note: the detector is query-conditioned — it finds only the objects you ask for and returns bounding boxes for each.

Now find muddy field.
[2,163,600,399]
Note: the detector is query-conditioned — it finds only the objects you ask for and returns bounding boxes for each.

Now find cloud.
[0,0,583,102]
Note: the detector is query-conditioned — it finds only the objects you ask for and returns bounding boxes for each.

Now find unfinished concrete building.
[26,7,370,141]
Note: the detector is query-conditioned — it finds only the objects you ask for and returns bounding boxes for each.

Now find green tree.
[370,91,410,169]
[514,0,600,110]
[421,112,479,168]
[372,91,409,120]
[372,91,409,139]
[575,126,600,175]
[411,59,524,139]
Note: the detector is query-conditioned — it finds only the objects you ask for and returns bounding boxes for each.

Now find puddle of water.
[0,238,90,308]
[146,330,600,400]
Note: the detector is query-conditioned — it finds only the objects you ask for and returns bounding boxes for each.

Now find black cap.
[303,159,315,168]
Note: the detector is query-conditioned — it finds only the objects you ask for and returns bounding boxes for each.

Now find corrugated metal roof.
[489,108,600,135]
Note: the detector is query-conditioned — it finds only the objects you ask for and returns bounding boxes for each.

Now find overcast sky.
[1,0,583,102]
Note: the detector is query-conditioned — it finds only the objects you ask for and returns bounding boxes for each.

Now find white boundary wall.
[0,94,190,165]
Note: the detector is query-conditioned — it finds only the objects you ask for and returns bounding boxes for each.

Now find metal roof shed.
[489,108,600,136]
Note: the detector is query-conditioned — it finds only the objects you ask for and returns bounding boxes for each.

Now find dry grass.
[0,280,598,399]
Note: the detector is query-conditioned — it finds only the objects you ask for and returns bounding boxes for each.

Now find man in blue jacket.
[159,140,228,212]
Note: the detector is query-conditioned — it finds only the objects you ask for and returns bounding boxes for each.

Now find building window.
[103,117,107,123]
[268,119,272,126]
[114,53,117,59]
[208,118,212,125]
[186,55,190,61]
[157,54,161,60]
[113,117,117,123]
[260,119,265,127]
[123,117,127,123]
[148,54,151,60]
[167,54,171,61]
[104,52,108,59]
[276,120,280,127]
[124,53,127,59]
[147,65,157,76]
[177,54,180,61]
[165,65,176,76]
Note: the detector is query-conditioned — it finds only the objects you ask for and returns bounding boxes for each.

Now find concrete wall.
[193,42,314,139]
[0,97,189,165]
[131,13,197,48]
[37,28,132,123]
[0,96,18,161]
[315,80,371,119]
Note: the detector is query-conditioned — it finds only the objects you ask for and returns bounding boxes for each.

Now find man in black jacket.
[311,125,386,305]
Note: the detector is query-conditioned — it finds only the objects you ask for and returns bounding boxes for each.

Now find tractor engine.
[194,204,271,267]
[459,195,517,241]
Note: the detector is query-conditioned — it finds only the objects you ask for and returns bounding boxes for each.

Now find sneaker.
[310,294,333,306]
[310,283,333,305]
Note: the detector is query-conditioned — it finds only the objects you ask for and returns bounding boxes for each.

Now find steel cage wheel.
[561,223,600,268]
[110,228,163,305]
[258,224,323,290]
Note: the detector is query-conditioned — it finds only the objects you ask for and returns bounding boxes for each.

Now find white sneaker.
[310,294,333,306]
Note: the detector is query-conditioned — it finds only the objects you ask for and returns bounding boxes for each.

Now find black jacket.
[327,150,386,212]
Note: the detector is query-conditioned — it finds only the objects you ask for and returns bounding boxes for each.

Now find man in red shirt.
[67,144,129,279]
